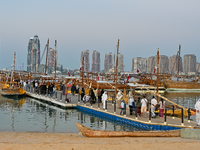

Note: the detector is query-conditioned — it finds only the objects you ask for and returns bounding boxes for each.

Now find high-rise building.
[169,54,182,74]
[147,55,169,73]
[48,48,56,73]
[91,50,100,72]
[118,53,124,72]
[80,50,90,72]
[132,57,147,73]
[183,54,196,73]
[196,62,200,73]
[27,35,40,72]
[104,52,112,71]
[147,56,156,73]
[157,55,169,73]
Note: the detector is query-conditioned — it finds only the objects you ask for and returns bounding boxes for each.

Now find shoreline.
[0,132,200,150]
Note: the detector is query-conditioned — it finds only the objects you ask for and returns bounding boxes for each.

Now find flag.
[126,74,130,83]
[137,68,140,73]
[97,74,99,81]
[68,70,70,76]
[154,66,157,74]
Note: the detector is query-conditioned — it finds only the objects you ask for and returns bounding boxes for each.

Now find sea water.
[0,96,142,132]
[0,92,199,132]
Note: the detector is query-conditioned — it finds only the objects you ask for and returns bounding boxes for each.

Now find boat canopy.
[127,83,150,87]
[40,75,52,78]
[65,76,77,79]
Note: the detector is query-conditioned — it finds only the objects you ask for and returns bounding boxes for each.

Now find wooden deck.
[77,101,198,129]
[24,89,198,129]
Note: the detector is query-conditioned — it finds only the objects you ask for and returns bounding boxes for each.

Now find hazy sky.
[0,0,200,71]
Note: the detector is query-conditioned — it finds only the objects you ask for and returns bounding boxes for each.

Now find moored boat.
[1,87,25,98]
[76,123,180,137]
[163,79,200,92]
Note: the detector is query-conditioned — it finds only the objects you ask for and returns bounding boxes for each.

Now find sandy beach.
[0,132,200,150]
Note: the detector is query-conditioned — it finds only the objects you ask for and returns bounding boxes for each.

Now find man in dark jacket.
[71,84,76,96]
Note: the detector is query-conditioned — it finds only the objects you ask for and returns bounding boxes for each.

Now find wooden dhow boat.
[1,87,25,97]
[1,52,25,97]
[76,123,180,137]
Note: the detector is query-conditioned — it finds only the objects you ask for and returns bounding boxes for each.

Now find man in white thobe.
[195,99,200,126]
[102,91,108,109]
[151,96,157,118]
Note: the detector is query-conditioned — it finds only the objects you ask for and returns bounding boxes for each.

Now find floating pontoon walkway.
[25,89,198,131]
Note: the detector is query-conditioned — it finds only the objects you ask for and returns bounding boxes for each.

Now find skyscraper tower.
[104,52,112,71]
[169,54,183,74]
[80,50,90,72]
[132,57,147,73]
[118,53,124,72]
[48,48,56,73]
[183,54,196,73]
[27,35,40,72]
[147,56,156,73]
[91,50,100,72]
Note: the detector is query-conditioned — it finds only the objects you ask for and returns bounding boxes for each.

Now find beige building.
[155,55,169,73]
[196,62,200,73]
[147,56,156,73]
[183,54,196,73]
[132,57,147,73]
[118,53,124,72]
[80,50,90,72]
[91,50,100,72]
[48,48,56,73]
[168,54,182,74]
[104,52,112,71]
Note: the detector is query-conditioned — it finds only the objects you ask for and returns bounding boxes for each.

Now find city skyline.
[132,54,199,74]
[1,1,200,71]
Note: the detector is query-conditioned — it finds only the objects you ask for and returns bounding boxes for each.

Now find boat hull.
[76,123,180,137]
[1,87,25,97]
[163,81,200,91]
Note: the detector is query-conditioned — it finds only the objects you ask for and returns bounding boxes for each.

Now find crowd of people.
[22,80,200,125]
[119,94,166,119]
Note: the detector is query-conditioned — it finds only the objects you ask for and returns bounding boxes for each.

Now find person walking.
[83,94,89,102]
[97,89,101,103]
[89,88,96,104]
[195,99,200,126]
[136,97,141,116]
[128,96,134,115]
[132,98,136,116]
[81,87,85,100]
[159,98,165,118]
[151,96,157,118]
[102,91,108,110]
[141,95,148,118]
[120,100,125,115]
[71,84,76,96]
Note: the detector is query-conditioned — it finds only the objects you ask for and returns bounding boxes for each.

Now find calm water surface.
[0,96,142,133]
[0,92,200,132]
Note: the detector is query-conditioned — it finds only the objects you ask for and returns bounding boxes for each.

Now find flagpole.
[157,48,159,102]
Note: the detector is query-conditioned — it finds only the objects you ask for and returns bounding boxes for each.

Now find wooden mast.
[54,40,57,82]
[10,52,16,85]
[156,48,159,102]
[81,56,84,87]
[44,39,49,75]
[177,44,181,80]
[115,39,120,97]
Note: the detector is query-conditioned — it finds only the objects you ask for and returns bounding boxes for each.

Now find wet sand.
[0,132,200,150]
